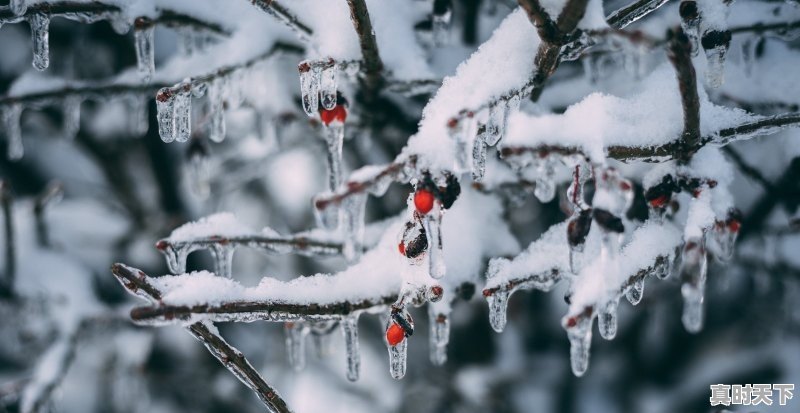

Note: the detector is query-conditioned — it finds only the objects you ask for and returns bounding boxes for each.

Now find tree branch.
[666,27,700,162]
[0,181,14,298]
[313,156,416,211]
[248,0,313,40]
[110,263,292,413]
[346,0,384,95]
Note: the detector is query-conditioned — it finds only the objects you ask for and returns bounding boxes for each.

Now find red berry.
[319,104,347,126]
[727,219,741,233]
[566,317,577,328]
[414,189,435,214]
[398,242,406,256]
[386,322,406,346]
[648,194,670,208]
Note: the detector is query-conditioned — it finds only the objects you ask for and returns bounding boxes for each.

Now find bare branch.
[605,0,671,29]
[33,181,63,248]
[313,156,416,211]
[346,0,384,94]
[666,27,700,162]
[0,82,161,108]
[155,233,348,258]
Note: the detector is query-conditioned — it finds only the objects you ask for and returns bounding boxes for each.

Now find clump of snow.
[502,64,757,162]
[168,212,253,242]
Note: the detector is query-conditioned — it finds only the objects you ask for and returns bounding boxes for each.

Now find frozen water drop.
[533,158,556,203]
[135,25,155,83]
[566,316,592,377]
[428,308,449,366]
[207,79,226,143]
[173,90,192,143]
[319,61,338,110]
[341,316,360,382]
[210,244,234,278]
[29,13,50,71]
[156,89,176,143]
[129,96,149,137]
[704,45,727,88]
[487,289,509,333]
[299,62,321,117]
[598,298,619,340]
[341,193,367,262]
[3,104,24,161]
[161,244,189,274]
[471,127,487,182]
[323,123,345,191]
[422,210,445,278]
[679,240,707,333]
[625,277,644,305]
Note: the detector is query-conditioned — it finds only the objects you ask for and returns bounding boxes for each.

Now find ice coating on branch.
[134,25,155,83]
[2,104,24,161]
[168,212,253,242]
[502,65,756,162]
[29,13,49,71]
[319,63,338,110]
[156,91,176,143]
[299,62,320,117]
[341,315,360,381]
[173,90,191,142]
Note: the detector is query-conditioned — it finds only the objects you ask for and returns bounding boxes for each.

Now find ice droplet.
[422,209,446,279]
[285,322,309,371]
[29,13,50,71]
[323,123,344,192]
[428,308,449,366]
[319,61,338,110]
[62,96,81,140]
[156,90,176,143]
[210,244,234,278]
[3,104,24,161]
[341,193,367,262]
[207,79,226,143]
[161,244,189,274]
[487,289,509,333]
[566,315,592,377]
[598,298,619,340]
[135,25,155,83]
[188,150,210,199]
[173,90,192,143]
[341,315,360,382]
[299,62,321,117]
[625,277,644,305]
[10,0,27,15]
[533,157,557,203]
[679,240,707,333]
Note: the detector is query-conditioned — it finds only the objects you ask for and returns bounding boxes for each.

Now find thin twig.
[156,233,347,258]
[33,182,64,248]
[248,0,313,40]
[345,0,384,96]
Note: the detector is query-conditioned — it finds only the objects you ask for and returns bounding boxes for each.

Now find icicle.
[299,61,321,117]
[625,277,644,305]
[565,315,593,377]
[533,156,557,203]
[432,10,451,46]
[679,239,707,333]
[129,96,149,137]
[3,104,24,161]
[284,322,309,371]
[310,321,336,358]
[319,60,338,110]
[62,96,81,140]
[312,194,339,230]
[134,25,155,83]
[702,30,731,89]
[323,123,344,191]
[29,13,50,71]
[188,150,210,199]
[709,215,740,262]
[210,244,234,278]
[10,0,27,16]
[428,307,449,366]
[472,124,488,182]
[447,118,471,172]
[341,193,367,262]
[207,79,226,143]
[341,315,360,382]
[156,89,176,143]
[385,311,412,380]
[487,289,509,333]
[160,244,189,274]
[485,100,508,147]
[598,298,619,340]
[422,208,445,279]
[740,36,758,78]
[173,89,191,143]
